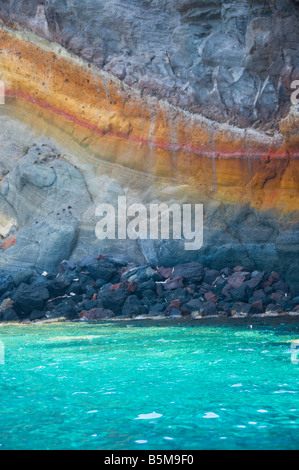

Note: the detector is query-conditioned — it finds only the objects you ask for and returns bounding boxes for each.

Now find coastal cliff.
[0,0,298,293]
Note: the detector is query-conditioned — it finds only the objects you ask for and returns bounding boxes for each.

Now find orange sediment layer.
[0,25,298,212]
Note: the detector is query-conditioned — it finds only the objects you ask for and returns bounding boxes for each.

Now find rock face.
[0,0,298,127]
[0,3,298,290]
[0,141,88,278]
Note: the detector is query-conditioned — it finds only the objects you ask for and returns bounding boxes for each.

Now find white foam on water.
[135,412,162,420]
[203,412,219,419]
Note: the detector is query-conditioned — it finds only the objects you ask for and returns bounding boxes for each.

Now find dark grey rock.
[122,295,147,317]
[1,0,297,126]
[0,275,13,297]
[1,308,19,321]
[204,269,221,285]
[172,262,204,284]
[80,307,114,320]
[231,302,251,316]
[166,307,182,318]
[186,298,203,312]
[29,310,46,321]
[200,301,218,317]
[249,300,265,315]
[12,283,50,315]
[100,288,129,315]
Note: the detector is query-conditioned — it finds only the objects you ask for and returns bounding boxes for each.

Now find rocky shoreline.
[1,256,298,323]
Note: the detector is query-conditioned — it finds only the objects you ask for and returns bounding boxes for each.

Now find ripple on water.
[0,322,298,450]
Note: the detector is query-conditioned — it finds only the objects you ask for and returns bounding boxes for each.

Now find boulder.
[0,275,14,297]
[121,295,147,317]
[29,310,46,321]
[12,283,50,315]
[156,267,173,279]
[166,307,182,318]
[0,308,19,321]
[100,288,130,315]
[159,276,184,291]
[231,302,251,317]
[204,291,218,303]
[185,298,203,312]
[171,262,204,284]
[249,300,265,315]
[80,308,114,320]
[265,304,284,315]
[203,269,221,285]
[227,271,250,289]
[200,301,218,317]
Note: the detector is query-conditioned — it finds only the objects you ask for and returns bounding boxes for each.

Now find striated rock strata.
[0,12,298,289]
[0,0,298,127]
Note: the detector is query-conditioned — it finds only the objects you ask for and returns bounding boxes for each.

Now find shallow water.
[0,321,298,450]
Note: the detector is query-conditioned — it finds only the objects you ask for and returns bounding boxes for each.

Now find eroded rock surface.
[0,0,298,127]
[0,2,298,291]
[0,140,90,279]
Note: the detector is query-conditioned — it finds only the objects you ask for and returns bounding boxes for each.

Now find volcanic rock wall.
[0,2,298,289]
[0,0,298,127]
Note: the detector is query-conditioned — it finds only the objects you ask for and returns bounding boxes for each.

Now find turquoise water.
[0,320,298,450]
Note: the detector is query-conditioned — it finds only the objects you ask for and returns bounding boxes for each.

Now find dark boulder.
[0,308,19,322]
[100,288,129,315]
[227,271,251,289]
[166,307,182,318]
[80,307,114,320]
[272,280,289,294]
[29,310,46,321]
[270,292,284,303]
[135,279,156,296]
[163,287,192,304]
[141,289,157,306]
[121,264,161,283]
[31,276,67,298]
[171,262,204,284]
[203,269,221,285]
[200,301,218,317]
[51,299,78,320]
[0,274,14,297]
[149,303,166,316]
[159,276,184,291]
[212,276,227,296]
[186,298,203,312]
[12,283,50,315]
[245,271,265,290]
[198,282,214,295]
[249,289,266,304]
[230,283,252,302]
[265,304,284,314]
[156,267,173,279]
[231,302,251,317]
[121,295,148,317]
[84,259,118,282]
[249,300,265,315]
[204,291,218,303]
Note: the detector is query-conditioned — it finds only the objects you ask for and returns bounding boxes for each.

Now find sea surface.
[0,319,298,450]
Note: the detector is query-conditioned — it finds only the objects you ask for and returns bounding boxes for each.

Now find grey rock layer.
[0,0,298,127]
[0,125,298,290]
